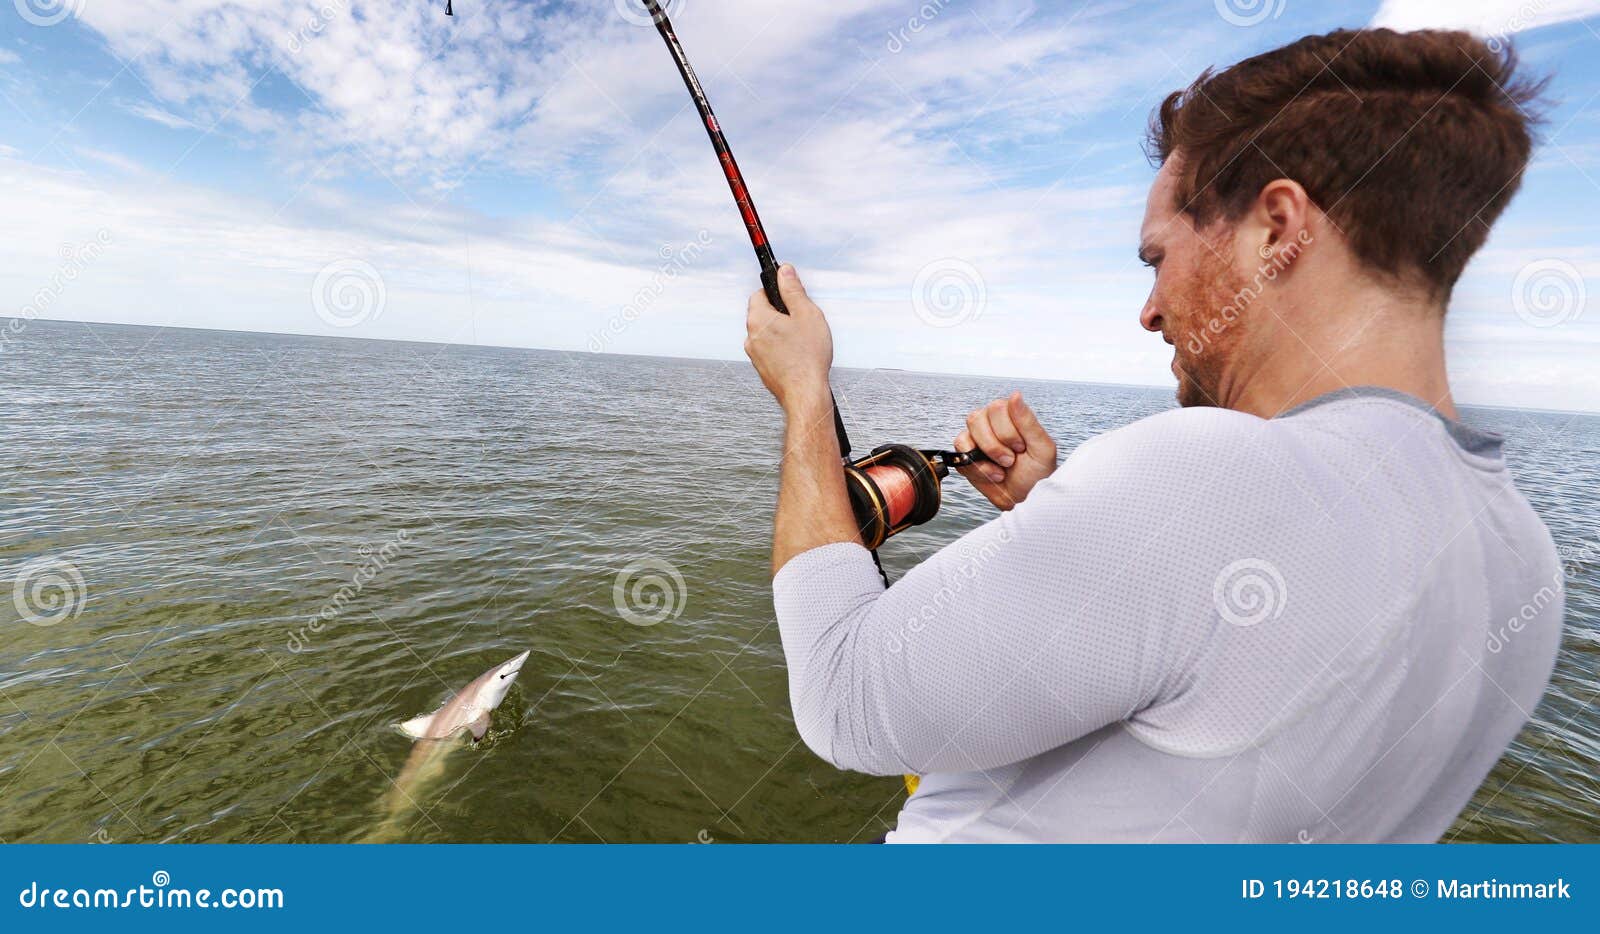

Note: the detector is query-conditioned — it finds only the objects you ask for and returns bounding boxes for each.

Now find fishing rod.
[638,0,852,458]
[635,2,997,556]
[445,1,987,554]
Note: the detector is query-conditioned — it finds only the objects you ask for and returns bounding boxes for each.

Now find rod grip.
[760,265,788,315]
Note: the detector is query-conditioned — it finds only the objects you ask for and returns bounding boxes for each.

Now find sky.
[2,0,1599,411]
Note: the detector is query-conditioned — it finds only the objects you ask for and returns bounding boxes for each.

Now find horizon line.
[22,315,1600,419]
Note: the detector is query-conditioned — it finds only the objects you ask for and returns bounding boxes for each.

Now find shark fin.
[399,713,437,739]
[467,713,491,742]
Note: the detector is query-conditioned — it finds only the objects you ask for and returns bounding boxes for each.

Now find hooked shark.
[399,649,530,743]
[366,650,530,841]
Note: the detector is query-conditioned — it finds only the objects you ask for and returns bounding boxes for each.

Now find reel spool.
[844,445,985,550]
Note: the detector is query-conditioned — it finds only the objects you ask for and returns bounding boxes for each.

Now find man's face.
[1137,158,1249,408]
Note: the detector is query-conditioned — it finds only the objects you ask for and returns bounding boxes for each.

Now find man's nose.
[1140,296,1163,333]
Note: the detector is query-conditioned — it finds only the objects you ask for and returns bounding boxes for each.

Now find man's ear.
[1251,178,1314,267]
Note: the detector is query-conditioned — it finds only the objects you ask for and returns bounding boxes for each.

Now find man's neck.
[1224,290,1457,421]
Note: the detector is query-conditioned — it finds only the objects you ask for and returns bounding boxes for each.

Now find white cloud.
[120,99,197,130]
[9,0,1599,410]
[72,146,147,174]
[0,151,726,351]
[1370,0,1600,37]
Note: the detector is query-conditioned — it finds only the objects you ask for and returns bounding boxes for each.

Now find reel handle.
[762,262,852,459]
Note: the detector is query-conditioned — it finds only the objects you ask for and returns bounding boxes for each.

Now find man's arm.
[768,448,1203,776]
[773,389,860,575]
[745,267,1220,777]
[742,265,860,575]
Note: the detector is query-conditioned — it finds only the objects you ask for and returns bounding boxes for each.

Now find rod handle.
[760,265,788,315]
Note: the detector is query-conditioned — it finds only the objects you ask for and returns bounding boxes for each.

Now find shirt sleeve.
[771,411,1240,776]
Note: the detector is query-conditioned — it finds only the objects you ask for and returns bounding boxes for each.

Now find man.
[744,28,1565,842]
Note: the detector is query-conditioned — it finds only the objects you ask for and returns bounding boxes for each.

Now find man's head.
[1138,28,1542,408]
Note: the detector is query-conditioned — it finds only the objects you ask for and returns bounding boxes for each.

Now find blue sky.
[2,0,1599,411]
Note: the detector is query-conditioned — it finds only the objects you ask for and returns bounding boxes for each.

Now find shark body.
[366,650,529,841]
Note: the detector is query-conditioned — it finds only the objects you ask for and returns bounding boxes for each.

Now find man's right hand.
[954,392,1059,511]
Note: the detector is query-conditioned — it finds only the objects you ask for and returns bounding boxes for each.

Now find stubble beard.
[1172,240,1249,409]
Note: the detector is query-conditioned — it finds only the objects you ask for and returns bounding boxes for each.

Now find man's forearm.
[772,387,862,576]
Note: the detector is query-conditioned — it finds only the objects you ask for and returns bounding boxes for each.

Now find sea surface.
[2,320,1597,843]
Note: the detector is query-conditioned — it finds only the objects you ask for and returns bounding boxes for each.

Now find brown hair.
[1147,28,1545,300]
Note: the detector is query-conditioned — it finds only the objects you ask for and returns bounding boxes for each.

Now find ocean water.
[1,319,1596,843]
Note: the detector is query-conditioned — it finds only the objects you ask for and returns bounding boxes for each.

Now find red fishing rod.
[637,0,995,555]
[640,0,853,458]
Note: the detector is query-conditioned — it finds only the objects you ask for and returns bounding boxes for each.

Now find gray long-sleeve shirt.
[772,387,1563,842]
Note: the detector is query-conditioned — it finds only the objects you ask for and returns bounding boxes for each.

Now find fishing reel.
[844,445,986,550]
